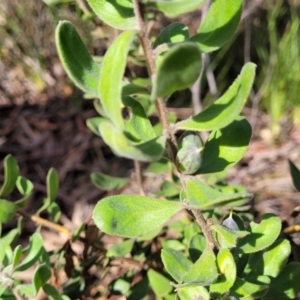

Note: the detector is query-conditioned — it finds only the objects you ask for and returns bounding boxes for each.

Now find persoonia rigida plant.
[55,0,300,299]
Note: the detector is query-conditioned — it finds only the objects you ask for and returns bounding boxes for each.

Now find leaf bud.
[176,131,203,175]
[222,210,239,231]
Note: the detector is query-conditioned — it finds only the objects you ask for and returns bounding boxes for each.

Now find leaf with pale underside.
[56,21,100,96]
[176,63,256,131]
[197,117,252,174]
[152,42,201,99]
[99,30,136,128]
[147,0,205,18]
[0,154,19,198]
[87,0,137,30]
[189,0,243,53]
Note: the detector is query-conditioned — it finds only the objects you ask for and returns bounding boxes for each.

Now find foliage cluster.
[1,0,300,299]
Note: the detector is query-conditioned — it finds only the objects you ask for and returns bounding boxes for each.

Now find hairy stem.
[191,208,217,250]
[132,0,177,161]
[134,160,145,196]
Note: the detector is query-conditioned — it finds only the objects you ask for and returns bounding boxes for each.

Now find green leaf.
[106,239,134,257]
[15,232,44,272]
[122,96,156,142]
[47,168,59,203]
[212,224,249,249]
[231,278,269,299]
[0,154,19,198]
[86,117,103,136]
[99,119,165,162]
[122,83,149,96]
[153,22,189,48]
[177,285,209,300]
[43,283,69,300]
[288,159,300,192]
[176,63,256,131]
[15,176,34,207]
[210,249,236,296]
[12,245,23,269]
[55,21,100,95]
[182,248,218,285]
[0,240,11,266]
[152,42,201,99]
[244,239,291,279]
[91,172,130,191]
[197,117,252,174]
[161,248,193,283]
[185,178,252,209]
[86,0,137,30]
[99,30,136,128]
[189,0,243,52]
[16,284,36,298]
[0,199,17,223]
[147,269,173,297]
[162,239,185,251]
[33,263,52,293]
[263,263,300,300]
[147,0,205,18]
[188,233,206,262]
[92,195,182,237]
[47,202,61,222]
[158,181,180,198]
[238,214,282,254]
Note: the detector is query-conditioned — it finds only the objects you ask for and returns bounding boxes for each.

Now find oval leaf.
[55,21,100,96]
[147,269,173,297]
[47,168,59,203]
[152,42,201,99]
[93,195,182,237]
[15,232,44,272]
[189,0,243,52]
[153,22,189,49]
[33,263,52,293]
[197,117,252,174]
[182,248,218,285]
[91,172,130,191]
[0,199,17,223]
[147,0,205,18]
[15,176,34,207]
[99,30,136,128]
[176,63,256,131]
[238,214,282,254]
[106,239,134,257]
[177,285,209,300]
[288,159,300,192]
[244,239,291,280]
[122,96,156,142]
[263,263,300,300]
[0,154,19,198]
[210,249,236,296]
[231,278,268,299]
[161,248,193,283]
[87,0,137,30]
[99,119,165,162]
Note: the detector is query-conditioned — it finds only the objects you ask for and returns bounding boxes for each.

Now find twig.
[283,223,300,235]
[134,160,145,196]
[191,208,218,250]
[132,0,177,161]
[17,209,71,237]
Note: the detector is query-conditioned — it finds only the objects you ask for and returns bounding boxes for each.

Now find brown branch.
[132,0,177,161]
[191,208,218,250]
